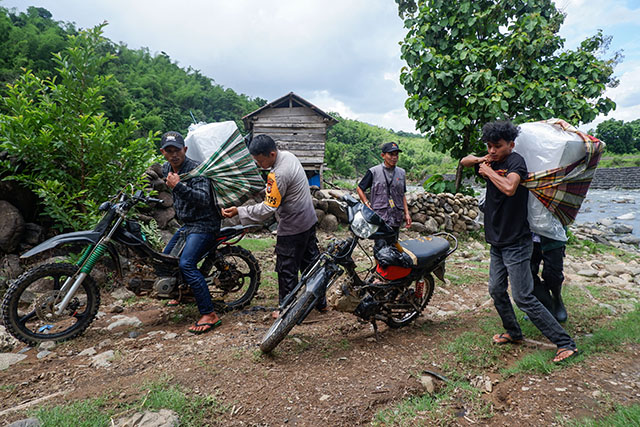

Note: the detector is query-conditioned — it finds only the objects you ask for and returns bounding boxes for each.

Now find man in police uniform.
[357,142,412,251]
[221,135,325,317]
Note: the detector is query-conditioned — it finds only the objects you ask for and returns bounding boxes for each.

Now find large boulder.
[326,200,348,224]
[0,201,25,253]
[319,214,339,232]
[152,207,175,229]
[0,180,38,222]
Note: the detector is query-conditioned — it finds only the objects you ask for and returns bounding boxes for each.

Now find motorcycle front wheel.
[200,245,261,310]
[259,290,315,354]
[382,274,435,329]
[1,263,100,346]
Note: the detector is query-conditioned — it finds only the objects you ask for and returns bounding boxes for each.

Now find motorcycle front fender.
[20,230,124,278]
[20,230,103,259]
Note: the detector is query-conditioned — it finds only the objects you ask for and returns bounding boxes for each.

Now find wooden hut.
[242,92,338,187]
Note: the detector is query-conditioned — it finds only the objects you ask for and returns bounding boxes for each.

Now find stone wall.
[406,192,480,234]
[590,167,640,189]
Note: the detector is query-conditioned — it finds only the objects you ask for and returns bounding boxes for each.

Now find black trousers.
[530,241,565,310]
[275,224,324,307]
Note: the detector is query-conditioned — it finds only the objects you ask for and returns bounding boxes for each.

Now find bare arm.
[403,195,412,228]
[460,154,488,168]
[478,163,521,196]
[356,186,371,208]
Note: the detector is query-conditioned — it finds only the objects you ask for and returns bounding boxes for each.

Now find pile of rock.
[406,192,481,234]
[570,218,640,252]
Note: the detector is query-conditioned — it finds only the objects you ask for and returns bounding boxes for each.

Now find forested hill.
[0,6,266,135]
[0,6,450,180]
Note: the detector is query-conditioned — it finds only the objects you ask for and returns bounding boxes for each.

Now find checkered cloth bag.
[180,122,264,207]
[521,119,605,226]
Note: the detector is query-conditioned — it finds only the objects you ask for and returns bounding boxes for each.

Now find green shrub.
[0,24,157,231]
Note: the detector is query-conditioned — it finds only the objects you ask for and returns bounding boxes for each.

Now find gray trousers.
[488,237,575,350]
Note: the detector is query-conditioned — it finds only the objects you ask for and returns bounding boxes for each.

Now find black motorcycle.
[1,187,261,345]
[260,193,457,353]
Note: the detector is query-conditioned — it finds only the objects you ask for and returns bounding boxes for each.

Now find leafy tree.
[0,24,157,230]
[396,0,620,190]
[629,119,640,152]
[595,119,634,154]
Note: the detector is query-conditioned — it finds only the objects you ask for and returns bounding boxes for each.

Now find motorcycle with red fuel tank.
[259,193,457,353]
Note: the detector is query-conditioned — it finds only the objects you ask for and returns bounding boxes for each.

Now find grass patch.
[140,380,227,426]
[442,330,508,373]
[32,397,113,427]
[167,303,200,324]
[566,238,639,263]
[564,403,640,426]
[238,237,275,253]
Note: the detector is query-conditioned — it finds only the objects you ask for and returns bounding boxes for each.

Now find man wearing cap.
[357,142,412,251]
[160,131,222,334]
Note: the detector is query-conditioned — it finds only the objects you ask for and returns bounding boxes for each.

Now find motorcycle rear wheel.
[1,263,100,346]
[260,291,315,353]
[383,274,435,329]
[200,245,261,310]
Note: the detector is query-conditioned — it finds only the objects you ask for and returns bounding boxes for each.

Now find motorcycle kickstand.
[370,318,379,341]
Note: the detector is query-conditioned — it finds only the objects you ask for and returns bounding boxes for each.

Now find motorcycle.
[260,193,457,353]
[1,186,261,346]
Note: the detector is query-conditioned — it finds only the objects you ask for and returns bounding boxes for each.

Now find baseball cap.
[381,142,402,153]
[160,131,185,150]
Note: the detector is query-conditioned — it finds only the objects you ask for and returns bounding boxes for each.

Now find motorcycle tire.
[199,245,261,310]
[1,263,100,346]
[383,274,435,329]
[260,291,315,354]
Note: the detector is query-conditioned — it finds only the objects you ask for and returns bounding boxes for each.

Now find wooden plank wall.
[251,107,327,168]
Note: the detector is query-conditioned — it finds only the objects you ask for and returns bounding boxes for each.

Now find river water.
[407,186,639,237]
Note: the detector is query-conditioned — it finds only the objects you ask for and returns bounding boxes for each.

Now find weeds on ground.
[562,403,640,426]
[238,237,275,253]
[167,303,199,324]
[31,377,228,426]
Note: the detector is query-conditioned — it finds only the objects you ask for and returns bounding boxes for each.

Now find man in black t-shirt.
[460,120,578,364]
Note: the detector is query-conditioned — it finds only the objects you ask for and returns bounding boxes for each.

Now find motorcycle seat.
[399,236,450,267]
[218,225,246,239]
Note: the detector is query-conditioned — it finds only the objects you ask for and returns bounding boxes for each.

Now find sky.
[2,0,639,133]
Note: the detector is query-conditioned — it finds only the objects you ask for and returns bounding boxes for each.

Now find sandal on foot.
[553,348,579,363]
[188,320,222,335]
[492,333,523,345]
[166,299,180,307]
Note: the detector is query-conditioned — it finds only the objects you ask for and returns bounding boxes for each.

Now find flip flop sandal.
[188,320,222,335]
[166,299,180,307]
[553,348,579,363]
[492,333,523,345]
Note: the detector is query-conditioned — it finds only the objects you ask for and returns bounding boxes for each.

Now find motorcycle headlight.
[350,210,379,238]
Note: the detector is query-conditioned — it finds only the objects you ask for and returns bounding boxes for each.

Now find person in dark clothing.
[160,131,222,334]
[531,233,568,322]
[356,141,412,252]
[460,120,578,363]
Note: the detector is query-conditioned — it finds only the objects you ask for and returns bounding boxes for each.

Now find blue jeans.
[164,229,215,315]
[488,237,575,350]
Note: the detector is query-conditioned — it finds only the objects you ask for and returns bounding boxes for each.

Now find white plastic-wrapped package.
[513,121,586,242]
[184,121,240,163]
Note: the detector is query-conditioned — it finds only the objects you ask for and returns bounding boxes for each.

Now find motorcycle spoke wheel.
[200,246,260,310]
[382,275,435,329]
[1,263,100,346]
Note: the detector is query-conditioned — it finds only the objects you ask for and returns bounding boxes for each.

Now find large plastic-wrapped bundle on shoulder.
[182,121,264,207]
[513,121,586,242]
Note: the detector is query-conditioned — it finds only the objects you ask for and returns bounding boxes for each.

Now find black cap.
[160,131,185,150]
[381,142,402,153]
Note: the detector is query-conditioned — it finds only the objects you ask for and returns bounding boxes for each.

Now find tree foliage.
[0,6,266,138]
[594,118,638,154]
[0,24,157,230]
[396,0,620,189]
[325,114,455,181]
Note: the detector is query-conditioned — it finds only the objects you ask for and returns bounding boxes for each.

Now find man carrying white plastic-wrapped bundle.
[460,120,578,364]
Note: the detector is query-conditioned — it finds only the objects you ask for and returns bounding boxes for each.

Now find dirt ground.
[1,230,639,426]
